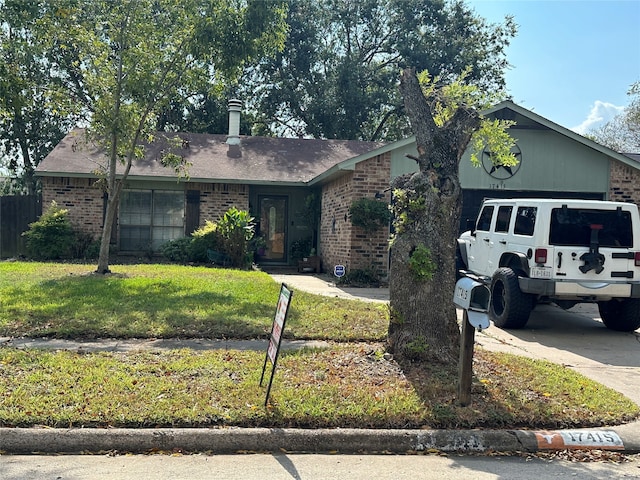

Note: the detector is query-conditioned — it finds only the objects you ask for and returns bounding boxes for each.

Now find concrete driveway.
[476,303,640,406]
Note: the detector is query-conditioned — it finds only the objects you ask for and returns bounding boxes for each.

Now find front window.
[120,190,184,251]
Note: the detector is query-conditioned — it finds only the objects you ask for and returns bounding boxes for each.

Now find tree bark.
[387,68,480,364]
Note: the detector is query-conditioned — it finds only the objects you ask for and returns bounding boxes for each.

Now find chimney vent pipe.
[227,99,242,145]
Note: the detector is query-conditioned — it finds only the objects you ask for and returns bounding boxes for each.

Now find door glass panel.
[259,196,287,261]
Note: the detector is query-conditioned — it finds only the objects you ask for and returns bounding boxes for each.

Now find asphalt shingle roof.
[36,129,385,185]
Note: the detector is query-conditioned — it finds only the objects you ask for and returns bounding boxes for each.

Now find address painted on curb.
[534,430,624,450]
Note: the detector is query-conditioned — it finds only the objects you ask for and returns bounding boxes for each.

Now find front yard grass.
[0,261,638,430]
[0,346,636,430]
[0,262,387,341]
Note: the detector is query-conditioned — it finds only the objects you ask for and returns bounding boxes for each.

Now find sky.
[467,0,640,134]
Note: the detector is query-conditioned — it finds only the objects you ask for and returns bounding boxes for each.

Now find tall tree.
[0,0,79,194]
[248,0,515,141]
[42,0,287,273]
[388,69,516,363]
[589,82,640,152]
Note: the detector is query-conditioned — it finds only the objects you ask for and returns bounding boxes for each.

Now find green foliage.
[251,0,516,141]
[35,0,288,272]
[349,198,390,233]
[189,220,224,263]
[403,336,430,361]
[289,237,313,261]
[216,207,256,269]
[161,237,193,263]
[589,81,640,152]
[408,245,437,281]
[415,69,517,168]
[337,268,381,288]
[164,208,256,268]
[389,187,426,241]
[0,1,80,193]
[72,231,100,260]
[22,202,75,260]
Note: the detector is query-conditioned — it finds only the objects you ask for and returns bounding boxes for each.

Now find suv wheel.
[490,267,533,329]
[597,299,640,332]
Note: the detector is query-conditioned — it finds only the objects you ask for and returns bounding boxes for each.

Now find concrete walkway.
[1,272,640,455]
[267,271,389,303]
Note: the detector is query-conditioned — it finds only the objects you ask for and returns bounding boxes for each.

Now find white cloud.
[572,101,625,134]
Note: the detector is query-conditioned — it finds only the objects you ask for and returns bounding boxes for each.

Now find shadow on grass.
[1,275,276,339]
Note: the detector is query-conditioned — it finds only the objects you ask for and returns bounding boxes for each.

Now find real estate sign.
[260,283,293,406]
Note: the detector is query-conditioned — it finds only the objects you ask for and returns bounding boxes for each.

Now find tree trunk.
[388,68,480,364]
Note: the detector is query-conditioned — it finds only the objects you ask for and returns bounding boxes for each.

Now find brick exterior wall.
[41,177,250,244]
[319,153,391,276]
[320,172,354,272]
[189,182,249,225]
[41,177,104,239]
[609,159,640,205]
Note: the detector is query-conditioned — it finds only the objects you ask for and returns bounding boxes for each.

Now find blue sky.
[468,0,640,134]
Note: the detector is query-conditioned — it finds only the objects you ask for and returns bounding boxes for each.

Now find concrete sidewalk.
[1,272,639,455]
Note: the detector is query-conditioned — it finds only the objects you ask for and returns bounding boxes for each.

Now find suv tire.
[490,267,533,329]
[597,298,640,332]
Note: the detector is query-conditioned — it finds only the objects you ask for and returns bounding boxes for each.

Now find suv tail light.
[635,252,640,267]
[535,248,548,264]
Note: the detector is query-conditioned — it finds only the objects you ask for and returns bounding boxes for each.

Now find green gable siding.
[459,128,609,194]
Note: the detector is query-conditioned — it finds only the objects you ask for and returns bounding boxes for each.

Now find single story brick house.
[36,100,640,276]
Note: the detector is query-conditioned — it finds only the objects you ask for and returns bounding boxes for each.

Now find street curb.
[0,426,638,455]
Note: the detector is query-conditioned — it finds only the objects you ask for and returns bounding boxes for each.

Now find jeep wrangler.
[457,198,640,332]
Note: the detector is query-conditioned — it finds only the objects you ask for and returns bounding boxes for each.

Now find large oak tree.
[248,0,516,141]
[389,69,516,363]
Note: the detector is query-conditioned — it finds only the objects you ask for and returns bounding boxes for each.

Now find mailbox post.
[453,277,490,406]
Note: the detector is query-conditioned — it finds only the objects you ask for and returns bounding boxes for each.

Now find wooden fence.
[0,195,42,258]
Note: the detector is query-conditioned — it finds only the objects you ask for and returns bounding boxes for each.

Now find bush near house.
[22,202,100,261]
[162,207,256,268]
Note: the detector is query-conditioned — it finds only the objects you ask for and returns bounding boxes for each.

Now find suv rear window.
[549,208,633,247]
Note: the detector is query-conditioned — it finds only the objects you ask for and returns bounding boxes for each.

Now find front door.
[258,196,288,262]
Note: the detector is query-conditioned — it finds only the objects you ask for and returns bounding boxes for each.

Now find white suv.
[457,198,640,332]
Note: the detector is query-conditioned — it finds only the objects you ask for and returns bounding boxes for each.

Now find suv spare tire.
[490,267,533,329]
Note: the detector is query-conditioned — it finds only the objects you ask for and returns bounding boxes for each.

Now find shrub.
[161,237,193,263]
[23,201,75,260]
[162,208,256,267]
[72,231,99,260]
[349,198,390,232]
[290,237,313,261]
[216,207,255,268]
[337,267,381,287]
[190,220,224,263]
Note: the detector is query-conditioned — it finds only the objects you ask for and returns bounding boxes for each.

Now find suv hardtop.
[457,198,640,332]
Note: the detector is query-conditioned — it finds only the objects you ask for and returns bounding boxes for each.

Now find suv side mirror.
[466,218,476,236]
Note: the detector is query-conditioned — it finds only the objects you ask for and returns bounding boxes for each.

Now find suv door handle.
[499,240,507,245]
[483,238,490,243]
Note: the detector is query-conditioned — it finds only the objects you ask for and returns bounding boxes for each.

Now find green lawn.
[0,261,638,430]
[0,262,387,341]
